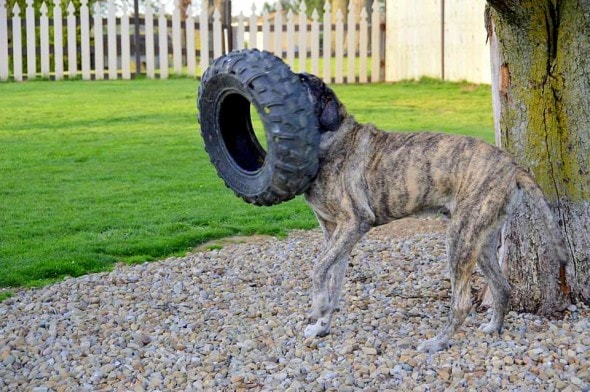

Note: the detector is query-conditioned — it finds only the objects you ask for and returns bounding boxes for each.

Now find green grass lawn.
[0,77,492,295]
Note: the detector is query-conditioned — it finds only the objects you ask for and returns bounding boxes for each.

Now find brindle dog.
[298,73,568,352]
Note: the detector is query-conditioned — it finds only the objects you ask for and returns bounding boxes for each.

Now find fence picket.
[25,0,35,78]
[359,6,368,83]
[298,1,306,72]
[145,2,154,78]
[40,3,49,77]
[274,1,282,56]
[335,9,343,84]
[322,0,331,82]
[286,9,294,67]
[262,11,270,51]
[107,0,117,79]
[158,5,169,78]
[212,8,221,58]
[67,2,77,78]
[236,12,245,50]
[121,2,130,79]
[53,0,63,79]
[346,2,355,83]
[199,0,208,72]
[310,9,319,76]
[0,0,9,80]
[93,3,104,79]
[11,4,22,81]
[186,7,196,76]
[370,0,380,82]
[172,0,181,75]
[80,0,90,79]
[248,5,256,49]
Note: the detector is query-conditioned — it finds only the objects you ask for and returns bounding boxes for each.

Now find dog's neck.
[318,115,359,157]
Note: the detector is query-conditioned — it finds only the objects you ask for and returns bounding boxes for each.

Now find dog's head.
[299,73,346,133]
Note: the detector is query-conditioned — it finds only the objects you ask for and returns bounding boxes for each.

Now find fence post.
[145,1,154,78]
[186,6,196,76]
[25,0,36,79]
[40,3,49,77]
[11,4,22,81]
[107,0,117,79]
[172,0,182,75]
[370,0,380,82]
[346,1,356,83]
[158,5,169,78]
[93,2,104,79]
[80,0,91,80]
[0,0,10,80]
[121,2,131,79]
[53,0,63,79]
[298,1,306,72]
[322,0,331,82]
[67,2,77,78]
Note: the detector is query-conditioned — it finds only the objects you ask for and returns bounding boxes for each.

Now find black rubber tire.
[198,49,319,206]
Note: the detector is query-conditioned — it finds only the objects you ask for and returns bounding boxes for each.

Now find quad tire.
[198,49,319,206]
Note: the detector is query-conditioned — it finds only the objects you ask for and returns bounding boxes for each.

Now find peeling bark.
[487,0,590,312]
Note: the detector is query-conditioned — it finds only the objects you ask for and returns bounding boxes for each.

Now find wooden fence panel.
[0,0,388,84]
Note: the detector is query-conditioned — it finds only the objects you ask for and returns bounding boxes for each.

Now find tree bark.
[487,0,590,313]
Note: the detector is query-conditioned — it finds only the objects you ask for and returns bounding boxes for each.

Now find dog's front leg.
[304,223,366,338]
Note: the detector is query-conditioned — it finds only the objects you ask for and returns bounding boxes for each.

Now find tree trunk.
[486,0,590,313]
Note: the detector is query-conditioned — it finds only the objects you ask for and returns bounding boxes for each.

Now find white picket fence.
[0,0,385,83]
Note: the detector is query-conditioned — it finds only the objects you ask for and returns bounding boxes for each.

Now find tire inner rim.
[218,92,267,173]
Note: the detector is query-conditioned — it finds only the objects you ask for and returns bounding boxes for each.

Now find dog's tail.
[515,169,569,267]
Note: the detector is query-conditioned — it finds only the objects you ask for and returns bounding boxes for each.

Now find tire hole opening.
[218,93,267,173]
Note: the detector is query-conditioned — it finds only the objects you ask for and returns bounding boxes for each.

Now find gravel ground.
[1,218,589,391]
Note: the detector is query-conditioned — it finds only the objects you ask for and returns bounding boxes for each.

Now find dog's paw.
[417,337,449,353]
[304,320,330,338]
[479,322,503,335]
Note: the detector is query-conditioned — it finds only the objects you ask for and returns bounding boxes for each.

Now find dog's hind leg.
[417,218,481,353]
[304,221,368,338]
[477,227,511,334]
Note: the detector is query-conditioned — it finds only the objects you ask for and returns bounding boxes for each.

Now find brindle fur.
[298,73,568,352]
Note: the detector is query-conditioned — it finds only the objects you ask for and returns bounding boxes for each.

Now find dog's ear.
[299,72,344,133]
[319,96,341,132]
